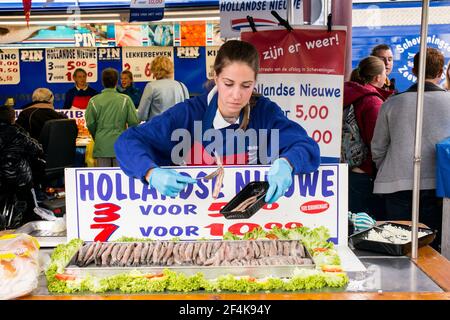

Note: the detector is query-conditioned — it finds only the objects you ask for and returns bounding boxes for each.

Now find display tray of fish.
[64,240,315,279]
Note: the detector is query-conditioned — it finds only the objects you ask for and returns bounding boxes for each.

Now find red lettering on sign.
[91,223,119,242]
[300,200,329,214]
[93,203,121,222]
[204,223,224,236]
[207,202,228,217]
[228,223,260,236]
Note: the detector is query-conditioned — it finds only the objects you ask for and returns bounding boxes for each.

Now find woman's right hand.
[146,168,197,197]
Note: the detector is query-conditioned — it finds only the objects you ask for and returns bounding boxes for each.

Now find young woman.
[115,40,320,204]
[344,56,394,218]
[137,56,189,122]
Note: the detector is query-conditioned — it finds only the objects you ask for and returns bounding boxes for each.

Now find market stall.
[1,0,449,302]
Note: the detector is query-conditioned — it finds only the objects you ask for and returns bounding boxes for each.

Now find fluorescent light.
[0,19,122,25]
[160,16,220,22]
[0,14,122,19]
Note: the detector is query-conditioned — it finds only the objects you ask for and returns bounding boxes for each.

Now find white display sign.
[122,46,173,82]
[65,164,348,245]
[0,49,20,85]
[219,0,304,38]
[242,26,347,161]
[45,48,98,83]
[205,46,220,80]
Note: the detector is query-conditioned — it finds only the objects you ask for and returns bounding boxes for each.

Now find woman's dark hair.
[214,40,259,78]
[102,68,119,88]
[73,68,87,77]
[370,44,392,56]
[350,56,385,85]
[214,40,260,130]
[0,105,15,124]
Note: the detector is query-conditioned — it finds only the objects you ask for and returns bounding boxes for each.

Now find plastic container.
[349,222,436,256]
[220,181,269,219]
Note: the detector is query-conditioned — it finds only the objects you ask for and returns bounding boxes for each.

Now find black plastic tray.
[220,181,269,219]
[349,222,436,256]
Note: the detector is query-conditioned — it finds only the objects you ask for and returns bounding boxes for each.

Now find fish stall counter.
[21,243,450,300]
[8,165,450,299]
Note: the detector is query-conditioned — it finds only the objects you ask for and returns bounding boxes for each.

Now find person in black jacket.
[0,105,44,227]
[16,88,67,141]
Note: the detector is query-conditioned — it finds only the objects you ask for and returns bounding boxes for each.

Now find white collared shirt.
[213,109,240,129]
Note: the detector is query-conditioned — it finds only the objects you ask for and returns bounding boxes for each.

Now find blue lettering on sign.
[170,226,182,236]
[128,177,140,200]
[115,173,127,201]
[79,172,94,201]
[194,177,209,199]
[322,170,335,197]
[142,183,157,201]
[139,225,199,237]
[235,170,265,193]
[97,174,113,201]
[298,171,319,197]
[139,204,198,216]
[77,168,335,202]
[284,180,295,197]
[154,227,167,237]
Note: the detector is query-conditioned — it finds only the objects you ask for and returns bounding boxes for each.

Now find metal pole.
[411,0,430,260]
[286,0,294,24]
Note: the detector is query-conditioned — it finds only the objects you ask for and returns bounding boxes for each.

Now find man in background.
[63,68,98,109]
[371,44,396,92]
[85,68,139,167]
[371,48,450,252]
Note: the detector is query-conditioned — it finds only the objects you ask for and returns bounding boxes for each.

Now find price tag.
[122,47,173,82]
[45,48,98,83]
[0,49,20,85]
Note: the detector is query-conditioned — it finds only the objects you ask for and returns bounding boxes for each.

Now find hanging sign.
[130,0,165,22]
[0,49,20,84]
[65,164,348,245]
[219,0,304,38]
[45,47,98,83]
[241,26,347,162]
[122,46,173,82]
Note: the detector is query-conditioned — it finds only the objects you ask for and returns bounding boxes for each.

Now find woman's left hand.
[265,158,293,204]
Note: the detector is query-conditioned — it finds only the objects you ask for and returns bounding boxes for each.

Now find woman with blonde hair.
[344,56,394,219]
[137,56,189,122]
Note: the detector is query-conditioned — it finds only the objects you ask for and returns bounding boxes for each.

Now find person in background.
[371,48,450,252]
[371,44,397,92]
[115,40,320,203]
[16,88,67,141]
[85,68,139,167]
[0,105,44,227]
[117,70,142,108]
[344,56,394,219]
[137,56,189,122]
[63,68,98,110]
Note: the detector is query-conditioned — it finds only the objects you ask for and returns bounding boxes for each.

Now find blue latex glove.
[265,158,293,204]
[348,212,376,231]
[148,168,197,197]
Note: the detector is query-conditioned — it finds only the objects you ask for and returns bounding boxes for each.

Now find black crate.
[349,222,436,256]
[220,181,269,219]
